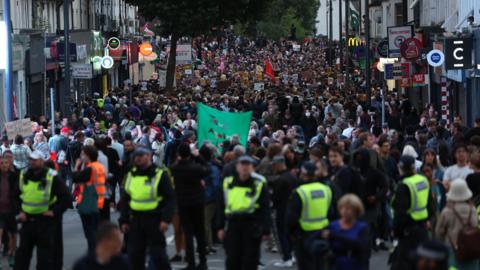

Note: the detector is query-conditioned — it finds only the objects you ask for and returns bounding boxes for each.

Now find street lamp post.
[64,0,71,115]
[339,0,343,73]
[3,0,13,121]
[364,0,371,105]
[329,0,333,65]
[345,0,349,86]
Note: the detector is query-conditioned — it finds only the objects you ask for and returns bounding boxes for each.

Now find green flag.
[197,103,252,149]
[350,8,360,31]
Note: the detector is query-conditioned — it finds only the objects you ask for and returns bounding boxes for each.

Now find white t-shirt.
[342,127,354,138]
[443,164,473,182]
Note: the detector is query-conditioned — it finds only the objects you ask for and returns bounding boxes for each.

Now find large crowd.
[1,31,480,270]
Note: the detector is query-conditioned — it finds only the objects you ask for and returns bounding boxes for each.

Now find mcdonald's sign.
[348,37,361,47]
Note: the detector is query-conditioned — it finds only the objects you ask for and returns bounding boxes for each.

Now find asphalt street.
[5,209,389,270]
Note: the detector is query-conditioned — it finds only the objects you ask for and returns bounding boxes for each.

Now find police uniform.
[391,169,433,270]
[119,164,175,270]
[217,172,271,270]
[15,167,71,270]
[286,180,332,270]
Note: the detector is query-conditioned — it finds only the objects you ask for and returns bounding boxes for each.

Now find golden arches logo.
[348,37,361,47]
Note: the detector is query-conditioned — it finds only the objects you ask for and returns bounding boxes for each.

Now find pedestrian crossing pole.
[50,87,55,136]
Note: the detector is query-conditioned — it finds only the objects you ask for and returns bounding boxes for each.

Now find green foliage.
[250,0,319,40]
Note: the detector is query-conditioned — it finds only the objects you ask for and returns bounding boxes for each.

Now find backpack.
[448,206,480,263]
[77,184,99,215]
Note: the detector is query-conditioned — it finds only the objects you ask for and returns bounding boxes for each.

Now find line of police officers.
[14,147,431,270]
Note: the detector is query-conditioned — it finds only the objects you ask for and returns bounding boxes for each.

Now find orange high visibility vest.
[77,161,106,209]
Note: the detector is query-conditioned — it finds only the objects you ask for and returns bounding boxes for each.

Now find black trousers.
[225,220,262,270]
[178,204,207,267]
[390,225,428,270]
[127,215,171,270]
[53,217,64,270]
[80,213,99,253]
[275,208,292,261]
[15,218,55,270]
[294,233,329,270]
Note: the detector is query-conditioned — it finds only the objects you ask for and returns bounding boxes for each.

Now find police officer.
[119,147,175,270]
[286,161,333,270]
[15,151,71,270]
[391,155,434,270]
[217,155,271,270]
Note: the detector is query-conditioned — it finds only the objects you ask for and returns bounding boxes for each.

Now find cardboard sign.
[254,83,265,91]
[5,118,32,140]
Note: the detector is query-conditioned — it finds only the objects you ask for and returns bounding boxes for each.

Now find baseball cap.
[60,127,70,134]
[29,151,45,160]
[399,155,416,168]
[237,155,256,164]
[271,155,286,164]
[132,147,152,157]
[301,161,316,177]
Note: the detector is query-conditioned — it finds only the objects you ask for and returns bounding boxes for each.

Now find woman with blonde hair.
[322,194,370,270]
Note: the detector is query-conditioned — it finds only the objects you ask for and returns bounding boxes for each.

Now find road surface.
[6,209,389,269]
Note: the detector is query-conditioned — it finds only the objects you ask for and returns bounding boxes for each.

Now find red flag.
[264,58,275,81]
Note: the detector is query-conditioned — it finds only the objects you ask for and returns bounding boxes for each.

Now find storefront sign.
[445,38,472,69]
[400,37,422,60]
[387,25,413,58]
[427,49,445,67]
[412,73,426,87]
[107,37,121,50]
[377,39,388,57]
[348,36,361,47]
[71,63,93,79]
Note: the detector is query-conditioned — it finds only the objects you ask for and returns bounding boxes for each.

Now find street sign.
[384,63,394,80]
[387,25,413,58]
[400,37,422,60]
[427,49,445,67]
[384,63,410,80]
[377,39,388,57]
[139,42,153,56]
[444,38,472,69]
[71,63,93,79]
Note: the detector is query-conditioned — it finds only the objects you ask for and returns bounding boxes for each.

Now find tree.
[243,0,320,40]
[127,0,270,90]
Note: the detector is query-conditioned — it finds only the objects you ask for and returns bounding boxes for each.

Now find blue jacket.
[204,161,221,203]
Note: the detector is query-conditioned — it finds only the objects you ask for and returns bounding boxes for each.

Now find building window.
[395,3,403,25]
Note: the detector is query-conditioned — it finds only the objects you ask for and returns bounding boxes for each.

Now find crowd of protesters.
[0,31,480,270]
